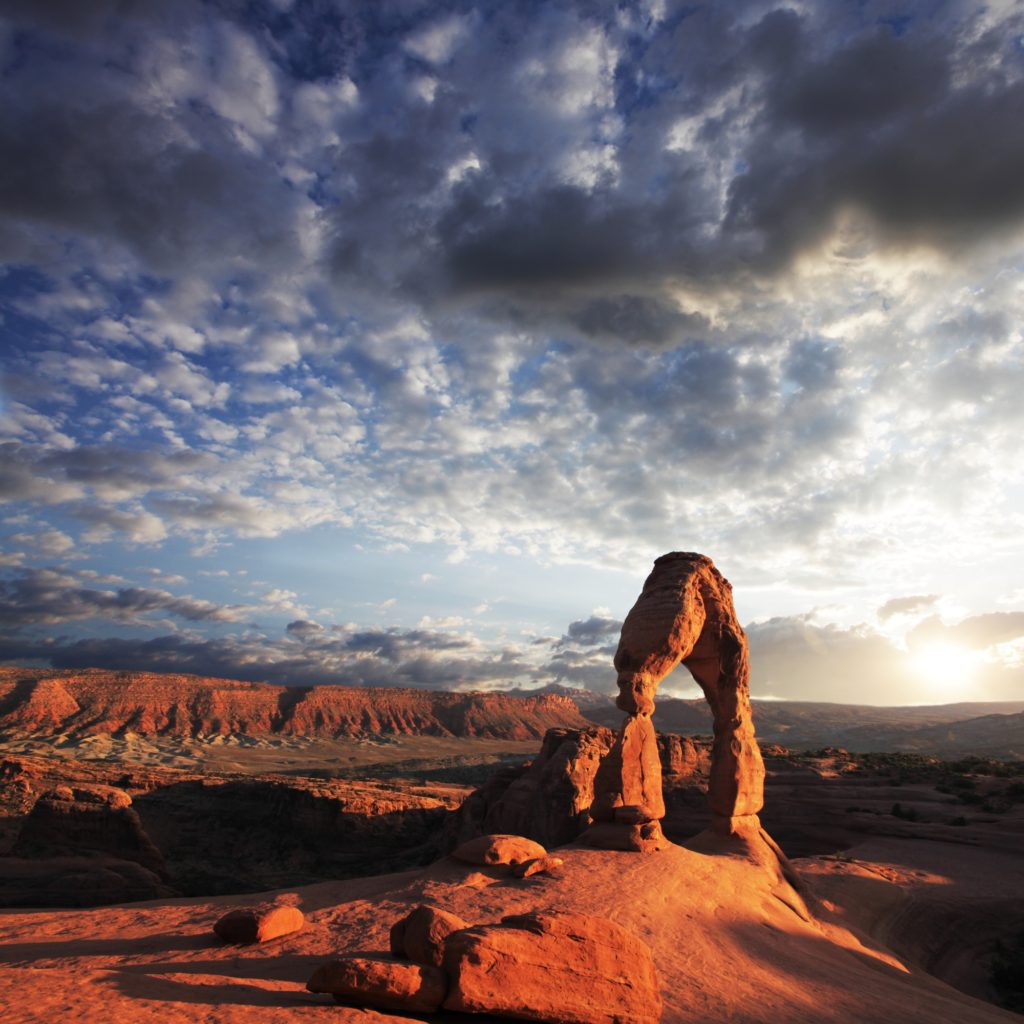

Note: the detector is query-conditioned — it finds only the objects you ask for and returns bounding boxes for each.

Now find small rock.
[512,855,564,878]
[390,905,469,967]
[451,833,547,868]
[307,956,447,1012]
[213,904,303,944]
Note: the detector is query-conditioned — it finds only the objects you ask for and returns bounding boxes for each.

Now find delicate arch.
[613,552,764,830]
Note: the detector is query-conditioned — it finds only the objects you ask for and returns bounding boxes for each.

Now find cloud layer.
[2,1,1023,701]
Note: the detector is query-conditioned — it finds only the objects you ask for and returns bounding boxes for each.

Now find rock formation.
[447,726,710,851]
[307,957,448,1012]
[214,904,304,944]
[587,551,764,848]
[441,911,662,1024]
[0,667,588,740]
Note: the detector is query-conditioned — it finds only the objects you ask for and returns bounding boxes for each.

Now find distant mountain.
[0,668,588,741]
[584,696,1024,759]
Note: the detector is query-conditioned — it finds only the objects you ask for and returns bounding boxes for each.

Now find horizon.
[2,2,1024,708]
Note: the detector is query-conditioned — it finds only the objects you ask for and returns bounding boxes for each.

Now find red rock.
[307,956,446,1012]
[12,784,167,876]
[590,715,665,823]
[389,905,469,967]
[0,667,588,740]
[451,833,546,867]
[604,551,765,834]
[448,727,614,849]
[442,910,662,1024]
[213,904,303,944]
[512,855,564,878]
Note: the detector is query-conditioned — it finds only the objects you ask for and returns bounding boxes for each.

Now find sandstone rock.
[12,784,166,876]
[0,854,173,907]
[307,956,447,1012]
[389,905,469,967]
[213,904,303,944]
[512,855,564,878]
[448,727,614,850]
[602,551,765,834]
[451,833,546,868]
[0,667,589,741]
[442,910,662,1024]
[590,715,665,823]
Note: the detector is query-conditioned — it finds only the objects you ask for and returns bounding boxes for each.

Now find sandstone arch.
[587,552,765,848]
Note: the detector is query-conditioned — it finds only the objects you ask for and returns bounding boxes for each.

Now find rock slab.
[451,833,547,868]
[307,956,447,1012]
[213,904,303,944]
[390,905,469,967]
[442,910,663,1024]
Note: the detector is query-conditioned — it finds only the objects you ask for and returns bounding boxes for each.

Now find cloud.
[559,615,622,647]
[0,621,533,690]
[878,594,939,621]
[0,568,251,627]
[908,612,1024,652]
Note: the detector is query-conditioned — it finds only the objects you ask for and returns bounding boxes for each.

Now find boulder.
[451,833,546,868]
[512,855,564,878]
[442,910,662,1024]
[389,905,469,967]
[307,956,447,1012]
[213,904,303,944]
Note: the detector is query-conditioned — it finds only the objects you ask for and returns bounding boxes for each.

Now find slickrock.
[587,551,765,848]
[451,833,547,868]
[389,905,469,967]
[512,855,564,878]
[307,956,447,1012]
[442,910,663,1024]
[213,904,304,944]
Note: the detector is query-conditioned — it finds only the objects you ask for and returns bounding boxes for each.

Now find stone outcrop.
[441,911,663,1024]
[587,552,765,846]
[0,753,469,905]
[307,956,448,1012]
[390,906,469,967]
[451,833,547,869]
[512,855,564,877]
[0,668,588,740]
[446,727,710,852]
[12,783,167,875]
[213,904,303,944]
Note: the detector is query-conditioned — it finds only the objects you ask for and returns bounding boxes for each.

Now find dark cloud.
[0,622,533,690]
[878,594,939,621]
[559,615,622,647]
[0,568,247,626]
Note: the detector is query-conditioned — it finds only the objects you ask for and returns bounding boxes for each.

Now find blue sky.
[2,0,1024,704]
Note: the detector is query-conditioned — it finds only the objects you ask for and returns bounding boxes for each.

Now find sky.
[2,0,1024,706]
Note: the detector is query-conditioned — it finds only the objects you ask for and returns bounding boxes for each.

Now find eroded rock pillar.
[584,551,765,850]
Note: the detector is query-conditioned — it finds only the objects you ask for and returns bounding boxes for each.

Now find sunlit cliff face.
[0,2,1023,704]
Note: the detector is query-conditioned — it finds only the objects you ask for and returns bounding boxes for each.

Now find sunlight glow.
[909,642,980,694]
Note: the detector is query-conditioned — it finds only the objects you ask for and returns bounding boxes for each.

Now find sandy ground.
[0,734,542,777]
[1,829,1019,1024]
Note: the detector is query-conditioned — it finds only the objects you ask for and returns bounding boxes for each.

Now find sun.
[908,642,980,696]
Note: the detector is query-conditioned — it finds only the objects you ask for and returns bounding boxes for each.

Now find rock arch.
[586,552,765,849]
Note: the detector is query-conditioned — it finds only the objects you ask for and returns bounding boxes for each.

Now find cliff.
[0,668,588,741]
